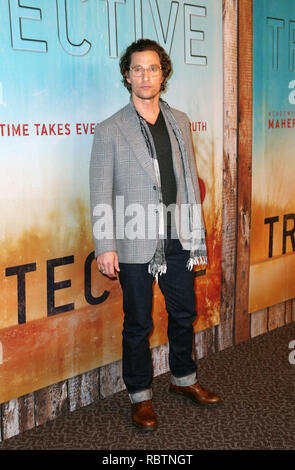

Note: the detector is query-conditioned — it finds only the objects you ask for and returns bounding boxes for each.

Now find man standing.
[90,39,221,432]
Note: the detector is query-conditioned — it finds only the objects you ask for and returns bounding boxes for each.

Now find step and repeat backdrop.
[0,0,223,403]
[249,0,295,312]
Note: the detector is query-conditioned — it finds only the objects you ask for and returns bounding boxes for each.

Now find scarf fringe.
[186,255,208,271]
[148,256,207,283]
[148,262,167,284]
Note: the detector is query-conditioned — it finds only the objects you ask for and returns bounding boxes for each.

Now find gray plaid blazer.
[89,99,202,263]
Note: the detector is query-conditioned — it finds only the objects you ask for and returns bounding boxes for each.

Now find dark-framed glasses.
[129,64,162,76]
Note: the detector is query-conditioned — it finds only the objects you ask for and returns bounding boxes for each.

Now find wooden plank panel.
[18,393,35,434]
[218,0,238,351]
[151,343,169,377]
[34,381,68,427]
[99,360,125,399]
[2,399,19,440]
[2,394,35,440]
[68,369,99,412]
[67,375,82,412]
[195,327,216,360]
[1,393,35,441]
[250,309,268,338]
[1,394,34,440]
[268,302,285,331]
[235,0,252,343]
[285,300,292,324]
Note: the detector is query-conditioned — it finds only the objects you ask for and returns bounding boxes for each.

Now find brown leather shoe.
[131,400,157,431]
[169,382,221,407]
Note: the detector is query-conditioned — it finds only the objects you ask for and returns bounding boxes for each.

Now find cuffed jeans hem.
[170,371,197,387]
[128,388,153,404]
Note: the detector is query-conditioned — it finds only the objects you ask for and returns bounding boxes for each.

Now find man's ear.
[125,71,131,84]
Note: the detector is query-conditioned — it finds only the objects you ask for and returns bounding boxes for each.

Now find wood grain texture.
[268,302,285,331]
[195,327,216,360]
[218,0,238,351]
[1,394,35,440]
[1,392,60,440]
[235,0,252,344]
[250,309,268,338]
[34,381,68,427]
[68,369,99,412]
[99,359,125,399]
[2,399,19,440]
[18,393,35,434]
[151,343,169,377]
[285,300,292,324]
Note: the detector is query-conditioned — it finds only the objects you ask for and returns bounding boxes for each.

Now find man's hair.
[119,39,172,93]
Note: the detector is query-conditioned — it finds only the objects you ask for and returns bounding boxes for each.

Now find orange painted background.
[0,195,221,403]
[249,0,295,312]
[0,0,223,404]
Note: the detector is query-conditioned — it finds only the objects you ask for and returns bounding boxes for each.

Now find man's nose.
[142,69,151,78]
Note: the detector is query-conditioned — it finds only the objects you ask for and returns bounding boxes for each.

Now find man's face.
[126,50,163,101]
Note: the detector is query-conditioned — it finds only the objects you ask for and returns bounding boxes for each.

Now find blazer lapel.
[119,102,158,185]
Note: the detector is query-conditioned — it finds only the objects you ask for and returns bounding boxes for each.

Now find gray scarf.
[134,99,207,281]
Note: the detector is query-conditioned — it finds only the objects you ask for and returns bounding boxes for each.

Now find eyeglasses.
[129,65,162,77]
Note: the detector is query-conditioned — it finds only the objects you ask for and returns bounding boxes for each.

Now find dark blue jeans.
[118,233,197,395]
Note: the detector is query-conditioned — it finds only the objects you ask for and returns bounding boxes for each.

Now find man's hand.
[96,251,120,279]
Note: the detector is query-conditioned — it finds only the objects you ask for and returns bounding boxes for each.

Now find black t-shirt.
[147,111,177,227]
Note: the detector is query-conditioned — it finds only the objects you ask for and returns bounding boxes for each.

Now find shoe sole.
[169,388,221,408]
[133,420,157,432]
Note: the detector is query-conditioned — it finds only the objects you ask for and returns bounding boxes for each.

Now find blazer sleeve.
[89,122,117,258]
[182,115,203,204]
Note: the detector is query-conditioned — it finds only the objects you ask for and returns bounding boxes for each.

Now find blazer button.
[153,185,157,190]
